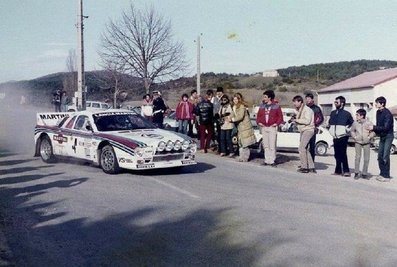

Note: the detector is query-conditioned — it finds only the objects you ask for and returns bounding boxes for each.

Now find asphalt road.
[1,147,397,266]
[1,105,397,266]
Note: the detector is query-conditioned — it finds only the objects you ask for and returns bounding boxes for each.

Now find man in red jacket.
[256,90,284,166]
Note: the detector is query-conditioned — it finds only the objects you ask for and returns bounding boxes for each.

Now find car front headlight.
[189,143,197,154]
[174,140,182,151]
[135,147,145,157]
[182,140,190,150]
[157,141,166,152]
[165,140,174,151]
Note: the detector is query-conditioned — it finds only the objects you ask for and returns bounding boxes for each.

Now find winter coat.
[232,105,256,148]
[152,97,167,123]
[328,108,354,139]
[195,99,214,125]
[219,104,234,130]
[373,108,394,137]
[256,101,284,127]
[351,119,375,144]
[295,104,315,132]
[175,101,193,120]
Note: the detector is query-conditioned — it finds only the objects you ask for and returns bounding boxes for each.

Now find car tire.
[39,135,56,163]
[391,145,396,154]
[315,142,328,156]
[100,145,121,174]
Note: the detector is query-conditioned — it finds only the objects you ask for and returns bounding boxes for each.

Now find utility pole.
[196,34,202,95]
[76,0,88,110]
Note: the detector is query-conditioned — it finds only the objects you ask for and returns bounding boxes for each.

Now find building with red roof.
[318,67,397,125]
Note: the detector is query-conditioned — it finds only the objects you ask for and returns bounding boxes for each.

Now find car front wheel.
[315,142,328,156]
[391,145,396,154]
[100,145,120,174]
[40,136,56,163]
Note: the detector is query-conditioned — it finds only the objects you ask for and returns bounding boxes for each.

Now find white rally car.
[34,110,197,174]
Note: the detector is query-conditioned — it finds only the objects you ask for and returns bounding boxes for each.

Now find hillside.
[1,59,396,108]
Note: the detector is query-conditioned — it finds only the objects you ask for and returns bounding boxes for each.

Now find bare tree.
[97,59,128,108]
[100,4,187,94]
[63,49,77,98]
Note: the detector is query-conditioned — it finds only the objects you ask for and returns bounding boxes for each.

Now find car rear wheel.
[40,136,56,163]
[315,142,328,156]
[391,145,396,154]
[100,145,120,174]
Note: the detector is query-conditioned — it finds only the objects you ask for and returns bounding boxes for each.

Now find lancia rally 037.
[34,110,197,174]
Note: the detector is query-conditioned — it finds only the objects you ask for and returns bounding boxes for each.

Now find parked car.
[34,110,197,174]
[163,111,178,131]
[373,132,397,154]
[251,120,333,156]
[67,100,110,112]
[251,105,296,122]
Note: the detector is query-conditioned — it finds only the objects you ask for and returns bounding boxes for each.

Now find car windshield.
[93,113,156,131]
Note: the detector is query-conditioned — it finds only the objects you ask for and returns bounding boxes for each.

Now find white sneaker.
[376,176,390,182]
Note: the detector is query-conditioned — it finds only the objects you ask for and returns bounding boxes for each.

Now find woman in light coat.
[230,93,256,162]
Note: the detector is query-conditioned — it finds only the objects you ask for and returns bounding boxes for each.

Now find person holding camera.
[218,95,234,157]
[290,95,316,173]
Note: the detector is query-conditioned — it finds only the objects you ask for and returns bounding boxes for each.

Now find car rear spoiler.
[36,112,70,126]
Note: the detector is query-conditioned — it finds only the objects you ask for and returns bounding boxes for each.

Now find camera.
[288,115,296,124]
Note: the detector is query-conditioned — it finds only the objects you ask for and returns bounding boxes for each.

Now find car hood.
[98,128,191,148]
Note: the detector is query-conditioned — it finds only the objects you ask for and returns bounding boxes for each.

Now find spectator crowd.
[141,88,394,183]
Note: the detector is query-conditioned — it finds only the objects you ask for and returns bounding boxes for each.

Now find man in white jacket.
[290,95,316,173]
[291,95,316,173]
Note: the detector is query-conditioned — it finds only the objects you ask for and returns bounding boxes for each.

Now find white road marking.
[145,176,200,199]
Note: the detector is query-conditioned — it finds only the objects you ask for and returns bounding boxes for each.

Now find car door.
[68,115,94,160]
[277,123,300,150]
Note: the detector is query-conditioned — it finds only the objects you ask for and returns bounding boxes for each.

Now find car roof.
[70,109,133,116]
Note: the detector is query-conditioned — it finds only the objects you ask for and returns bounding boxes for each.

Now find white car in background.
[373,132,397,154]
[67,101,110,112]
[251,120,333,156]
[251,105,296,122]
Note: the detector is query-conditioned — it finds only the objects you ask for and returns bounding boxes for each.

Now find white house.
[318,67,397,125]
[262,69,279,77]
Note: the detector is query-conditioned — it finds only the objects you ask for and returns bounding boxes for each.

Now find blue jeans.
[178,119,189,135]
[220,129,234,154]
[377,133,394,178]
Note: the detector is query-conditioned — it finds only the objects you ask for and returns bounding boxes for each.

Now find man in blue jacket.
[367,96,394,182]
[328,96,354,177]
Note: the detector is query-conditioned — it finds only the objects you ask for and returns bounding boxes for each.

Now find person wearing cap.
[152,91,167,128]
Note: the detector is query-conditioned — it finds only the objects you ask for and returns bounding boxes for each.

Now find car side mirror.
[86,124,93,132]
